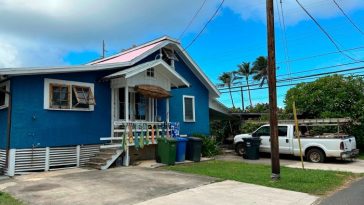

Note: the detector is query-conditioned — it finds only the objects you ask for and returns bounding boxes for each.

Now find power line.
[295,0,363,63]
[332,0,364,36]
[220,61,364,88]
[219,66,364,91]
[179,0,207,40]
[277,0,292,83]
[183,0,225,50]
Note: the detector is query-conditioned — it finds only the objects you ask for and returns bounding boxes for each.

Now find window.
[146,68,154,77]
[278,126,288,137]
[44,79,95,111]
[0,81,10,109]
[50,84,70,109]
[254,126,270,137]
[183,95,195,122]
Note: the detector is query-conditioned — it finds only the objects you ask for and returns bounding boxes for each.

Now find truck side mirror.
[252,132,257,138]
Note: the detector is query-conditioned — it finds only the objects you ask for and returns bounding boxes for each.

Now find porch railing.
[100,121,178,149]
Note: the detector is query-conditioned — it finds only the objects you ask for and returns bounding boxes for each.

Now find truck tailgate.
[343,136,357,151]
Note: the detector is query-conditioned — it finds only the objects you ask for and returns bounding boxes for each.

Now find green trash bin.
[186,137,202,162]
[243,138,261,160]
[156,137,177,165]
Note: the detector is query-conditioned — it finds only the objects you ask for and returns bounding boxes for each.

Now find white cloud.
[0,0,220,67]
[0,0,363,68]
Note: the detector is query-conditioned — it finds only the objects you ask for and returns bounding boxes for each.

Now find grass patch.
[0,192,22,205]
[165,160,363,195]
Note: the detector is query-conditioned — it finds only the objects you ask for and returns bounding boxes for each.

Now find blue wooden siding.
[0,50,211,149]
[157,55,210,136]
[170,55,210,135]
[8,71,112,149]
[0,107,8,149]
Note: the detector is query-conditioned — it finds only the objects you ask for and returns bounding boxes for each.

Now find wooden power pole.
[266,0,280,180]
[102,40,106,59]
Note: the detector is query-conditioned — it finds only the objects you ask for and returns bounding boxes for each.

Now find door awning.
[135,84,170,99]
[102,60,190,88]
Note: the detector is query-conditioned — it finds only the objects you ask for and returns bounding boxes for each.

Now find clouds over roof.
[0,0,363,68]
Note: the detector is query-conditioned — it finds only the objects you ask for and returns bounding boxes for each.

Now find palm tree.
[252,56,268,87]
[237,62,253,108]
[219,72,235,108]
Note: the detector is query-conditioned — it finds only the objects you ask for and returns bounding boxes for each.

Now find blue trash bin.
[175,137,188,162]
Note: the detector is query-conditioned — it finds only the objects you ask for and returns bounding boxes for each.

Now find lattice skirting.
[2,144,100,176]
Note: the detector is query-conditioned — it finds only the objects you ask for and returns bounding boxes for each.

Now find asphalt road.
[320,178,364,205]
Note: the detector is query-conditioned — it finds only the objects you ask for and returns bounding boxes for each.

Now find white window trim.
[44,78,95,111]
[0,81,10,110]
[183,95,195,122]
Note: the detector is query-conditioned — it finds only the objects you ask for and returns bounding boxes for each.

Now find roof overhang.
[103,60,190,88]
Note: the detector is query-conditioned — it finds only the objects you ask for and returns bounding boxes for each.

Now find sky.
[1,0,364,108]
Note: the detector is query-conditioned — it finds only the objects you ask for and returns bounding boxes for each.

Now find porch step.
[86,148,123,170]
[100,144,123,149]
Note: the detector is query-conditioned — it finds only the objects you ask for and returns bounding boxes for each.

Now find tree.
[237,62,253,107]
[252,56,268,87]
[219,72,236,108]
[285,75,364,149]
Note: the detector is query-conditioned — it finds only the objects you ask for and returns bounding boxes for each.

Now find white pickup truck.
[234,124,359,163]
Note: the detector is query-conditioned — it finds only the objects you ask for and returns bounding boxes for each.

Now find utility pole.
[266,0,280,180]
[240,87,244,111]
[101,40,107,59]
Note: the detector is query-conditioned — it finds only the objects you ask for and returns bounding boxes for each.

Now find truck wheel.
[235,143,245,156]
[307,148,325,163]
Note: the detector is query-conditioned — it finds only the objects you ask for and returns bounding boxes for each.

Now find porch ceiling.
[103,59,190,88]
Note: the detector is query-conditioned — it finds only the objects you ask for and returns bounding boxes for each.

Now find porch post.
[166,98,169,123]
[123,85,130,166]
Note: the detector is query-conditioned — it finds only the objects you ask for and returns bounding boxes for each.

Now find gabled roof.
[0,36,220,97]
[103,59,190,88]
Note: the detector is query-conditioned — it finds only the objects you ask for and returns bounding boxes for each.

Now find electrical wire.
[183,0,225,50]
[295,0,363,63]
[332,0,364,36]
[179,0,207,40]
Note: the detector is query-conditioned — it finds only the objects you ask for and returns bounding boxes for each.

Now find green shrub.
[192,134,221,157]
[240,122,264,133]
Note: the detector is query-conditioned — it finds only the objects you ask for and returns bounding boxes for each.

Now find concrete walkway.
[286,160,364,173]
[135,180,319,205]
[216,153,364,173]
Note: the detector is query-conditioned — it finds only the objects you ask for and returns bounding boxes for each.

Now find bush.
[192,134,221,157]
[240,122,263,133]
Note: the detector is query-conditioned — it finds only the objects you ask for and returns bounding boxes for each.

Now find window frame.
[0,81,10,110]
[44,78,95,111]
[182,95,195,122]
[146,68,155,78]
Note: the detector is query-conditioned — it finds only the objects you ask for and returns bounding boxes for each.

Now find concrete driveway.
[1,167,216,205]
[0,167,319,205]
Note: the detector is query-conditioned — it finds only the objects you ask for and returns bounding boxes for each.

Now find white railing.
[100,121,173,148]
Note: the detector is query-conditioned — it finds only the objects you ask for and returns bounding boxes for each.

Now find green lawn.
[0,192,22,205]
[165,160,363,195]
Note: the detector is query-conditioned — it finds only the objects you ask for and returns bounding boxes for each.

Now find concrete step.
[89,157,111,163]
[95,152,114,158]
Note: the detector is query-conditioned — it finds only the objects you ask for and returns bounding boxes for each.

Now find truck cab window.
[278,126,288,137]
[254,126,270,137]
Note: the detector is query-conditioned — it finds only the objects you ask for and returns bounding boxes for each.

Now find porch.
[92,59,190,168]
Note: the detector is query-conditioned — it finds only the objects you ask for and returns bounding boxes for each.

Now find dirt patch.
[21,183,60,192]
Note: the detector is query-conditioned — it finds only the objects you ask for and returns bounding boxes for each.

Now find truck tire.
[235,143,245,156]
[307,148,325,163]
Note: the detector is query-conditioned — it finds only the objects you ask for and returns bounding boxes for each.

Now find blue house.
[0,36,227,175]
